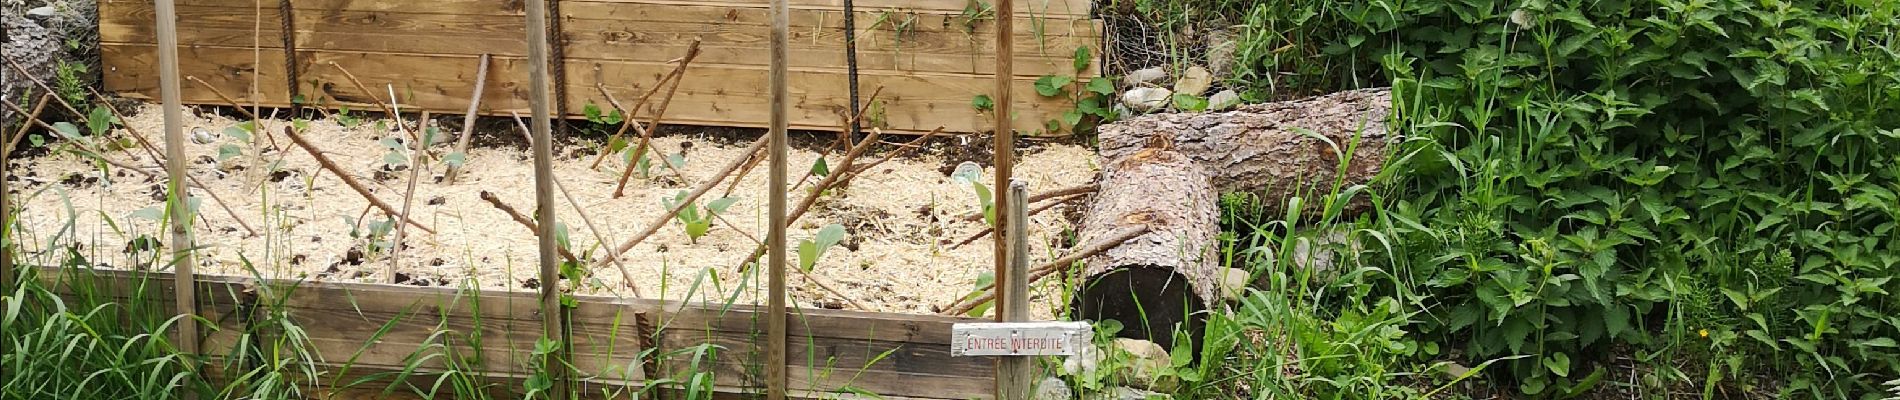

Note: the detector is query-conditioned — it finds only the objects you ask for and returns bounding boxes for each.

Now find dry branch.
[5,93,50,155]
[181,77,281,152]
[732,128,886,272]
[594,134,768,269]
[588,40,698,170]
[478,191,582,265]
[956,183,1096,222]
[948,193,1082,249]
[612,42,703,198]
[388,112,429,282]
[328,62,420,142]
[939,225,1150,316]
[282,126,434,234]
[509,112,643,298]
[443,54,492,184]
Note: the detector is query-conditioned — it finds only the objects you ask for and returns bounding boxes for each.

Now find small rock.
[1207,90,1242,111]
[1121,88,1172,113]
[1217,267,1251,301]
[1061,343,1103,377]
[189,127,219,145]
[1172,66,1213,96]
[1034,377,1072,400]
[1108,386,1170,400]
[1123,67,1169,87]
[1205,28,1239,83]
[1113,338,1175,392]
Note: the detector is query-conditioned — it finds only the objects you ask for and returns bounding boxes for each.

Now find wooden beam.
[153,0,202,373]
[767,0,792,398]
[996,180,1032,399]
[524,0,569,398]
[990,0,1013,324]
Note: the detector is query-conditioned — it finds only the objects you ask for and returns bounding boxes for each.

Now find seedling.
[950,162,995,226]
[663,191,739,243]
[796,223,848,272]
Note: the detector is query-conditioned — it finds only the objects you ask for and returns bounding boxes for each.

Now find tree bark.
[1097,87,1392,215]
[1068,147,1220,353]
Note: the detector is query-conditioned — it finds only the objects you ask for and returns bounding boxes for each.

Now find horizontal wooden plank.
[29,266,997,399]
[103,44,1094,135]
[100,2,1101,77]
[104,0,1092,17]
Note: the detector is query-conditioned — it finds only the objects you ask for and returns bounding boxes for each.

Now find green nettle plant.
[1128,0,1900,397]
[1231,0,1900,397]
[663,191,739,243]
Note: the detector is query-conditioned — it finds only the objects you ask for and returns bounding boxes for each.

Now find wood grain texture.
[30,267,995,399]
[1069,147,1220,353]
[98,0,1100,135]
[1097,88,1394,215]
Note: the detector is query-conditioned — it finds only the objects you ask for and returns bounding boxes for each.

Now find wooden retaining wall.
[35,266,995,399]
[98,0,1101,135]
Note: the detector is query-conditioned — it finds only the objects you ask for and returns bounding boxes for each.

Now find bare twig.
[5,93,50,155]
[590,40,701,171]
[389,111,429,283]
[327,62,420,142]
[595,134,768,269]
[509,112,643,298]
[181,77,280,152]
[940,226,1150,316]
[479,190,582,264]
[721,152,764,197]
[957,184,1097,222]
[282,126,434,234]
[443,54,492,184]
[948,192,1083,249]
[709,212,868,311]
[612,42,703,198]
[732,128,890,272]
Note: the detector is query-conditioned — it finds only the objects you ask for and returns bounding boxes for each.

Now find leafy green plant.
[662,191,738,243]
[796,223,847,272]
[1028,46,1117,134]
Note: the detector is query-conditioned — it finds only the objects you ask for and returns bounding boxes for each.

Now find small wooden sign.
[950,321,1091,357]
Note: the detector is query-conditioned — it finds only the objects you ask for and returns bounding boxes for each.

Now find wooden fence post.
[524,0,569,398]
[997,181,1032,399]
[766,0,792,396]
[991,0,1015,325]
[153,0,202,372]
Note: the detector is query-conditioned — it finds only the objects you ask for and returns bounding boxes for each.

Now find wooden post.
[997,180,1032,399]
[524,0,568,397]
[991,0,1015,324]
[766,0,792,396]
[153,0,201,366]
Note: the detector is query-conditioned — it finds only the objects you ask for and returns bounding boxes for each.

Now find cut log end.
[1070,266,1208,353]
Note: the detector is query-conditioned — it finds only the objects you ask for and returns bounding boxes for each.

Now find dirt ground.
[6,103,1099,318]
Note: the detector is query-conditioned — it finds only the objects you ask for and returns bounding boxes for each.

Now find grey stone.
[1207,90,1242,111]
[1172,66,1213,96]
[1061,342,1103,377]
[1120,87,1172,113]
[1205,28,1239,83]
[1034,377,1073,400]
[1217,267,1251,301]
[1123,67,1169,88]
[1113,338,1175,392]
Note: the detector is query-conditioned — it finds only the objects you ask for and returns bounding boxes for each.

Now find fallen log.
[1068,147,1221,354]
[1097,87,1392,216]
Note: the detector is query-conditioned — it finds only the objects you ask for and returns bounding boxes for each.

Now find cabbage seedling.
[663,191,739,243]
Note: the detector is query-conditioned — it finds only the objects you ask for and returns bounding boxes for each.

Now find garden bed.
[8,102,1097,317]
